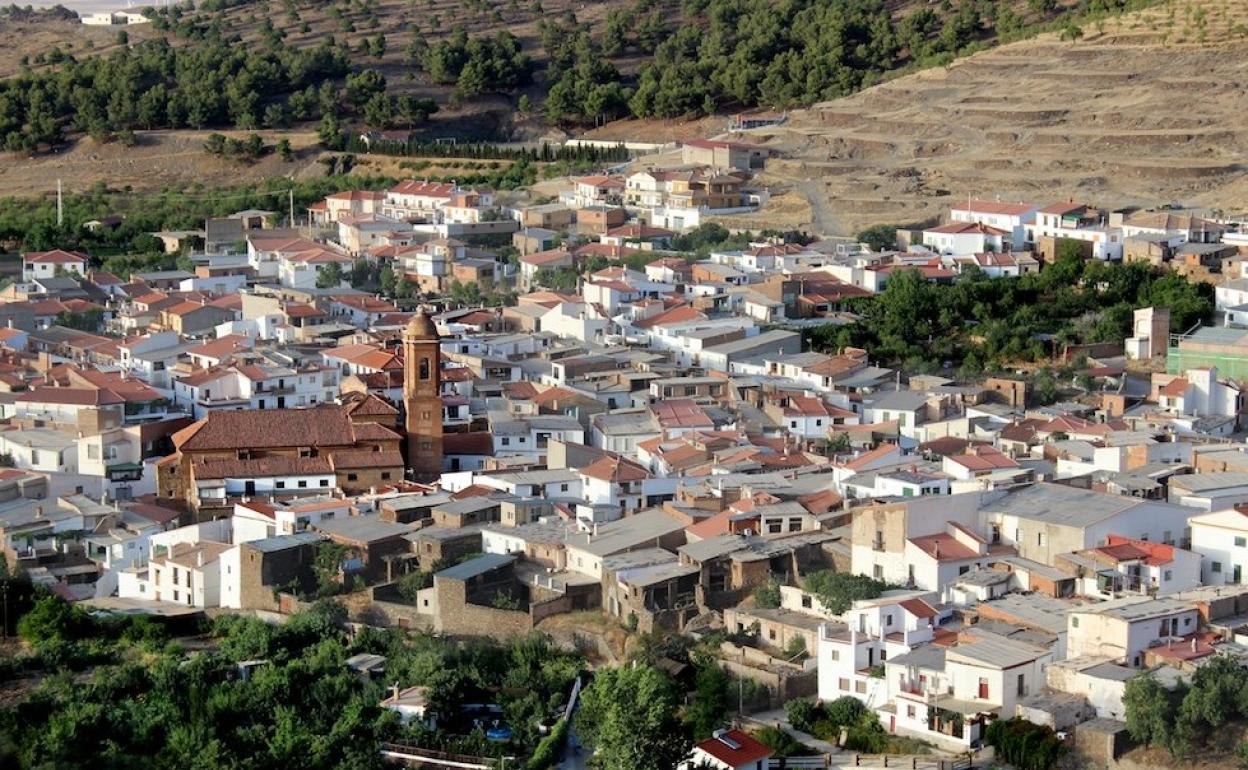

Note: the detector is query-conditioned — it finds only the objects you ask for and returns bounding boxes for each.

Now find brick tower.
[403,307,442,482]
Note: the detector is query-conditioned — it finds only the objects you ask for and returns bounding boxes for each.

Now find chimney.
[1192,638,1198,652]
[197,550,204,568]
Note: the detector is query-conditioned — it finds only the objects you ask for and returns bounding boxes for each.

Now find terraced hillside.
[742,0,1248,236]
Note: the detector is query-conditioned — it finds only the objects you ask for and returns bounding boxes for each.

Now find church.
[403,307,444,483]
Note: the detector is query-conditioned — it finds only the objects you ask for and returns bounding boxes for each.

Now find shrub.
[785,699,821,733]
[985,718,1065,770]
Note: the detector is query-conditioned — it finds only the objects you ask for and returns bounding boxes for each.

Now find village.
[3,129,1248,770]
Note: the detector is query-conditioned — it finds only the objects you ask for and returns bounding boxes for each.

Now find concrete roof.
[311,514,414,543]
[436,552,517,581]
[983,482,1196,529]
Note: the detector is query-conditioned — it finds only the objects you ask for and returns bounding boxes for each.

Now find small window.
[839,678,849,691]
[855,680,867,694]
[1164,570,1173,581]
[801,595,812,608]
[1214,561,1224,573]
[381,472,391,480]
[298,480,307,488]
[1071,617,1080,628]
[347,473,358,482]
[319,479,329,487]
[1236,537,1247,548]
[276,481,286,489]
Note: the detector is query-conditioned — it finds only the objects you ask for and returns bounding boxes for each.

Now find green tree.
[684,663,731,739]
[576,665,690,770]
[753,578,781,609]
[17,594,89,644]
[802,571,888,614]
[316,261,345,289]
[856,224,898,251]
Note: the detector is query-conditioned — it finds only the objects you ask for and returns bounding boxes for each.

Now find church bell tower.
[403,307,443,483]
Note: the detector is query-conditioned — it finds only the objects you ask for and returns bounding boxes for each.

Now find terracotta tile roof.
[451,483,498,500]
[926,222,1009,236]
[900,597,938,619]
[443,431,494,455]
[331,448,404,470]
[1159,378,1190,398]
[352,422,403,441]
[842,443,899,471]
[909,532,978,561]
[504,381,540,400]
[687,510,734,539]
[694,730,772,768]
[174,405,360,452]
[343,393,399,417]
[519,248,573,266]
[16,386,124,406]
[948,445,1018,471]
[651,399,714,429]
[187,334,253,361]
[389,180,456,198]
[580,455,649,483]
[632,304,705,329]
[193,454,335,479]
[24,249,88,264]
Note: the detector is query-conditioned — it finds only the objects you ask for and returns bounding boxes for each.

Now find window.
[1236,537,1247,548]
[839,678,849,691]
[419,357,431,380]
[319,479,329,487]
[855,681,867,694]
[830,650,839,661]
[276,481,286,489]
[298,480,307,488]
[501,437,510,446]
[1017,673,1026,697]
[959,565,970,575]
[1213,561,1223,573]
[560,484,568,492]
[873,564,883,580]
[347,473,358,482]
[381,472,391,480]
[1071,617,1079,628]
[906,705,916,719]
[768,629,776,640]
[801,595,812,609]
[1037,532,1046,547]
[1164,570,1173,582]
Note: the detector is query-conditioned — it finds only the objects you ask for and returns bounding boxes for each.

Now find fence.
[831,754,971,770]
[379,742,498,770]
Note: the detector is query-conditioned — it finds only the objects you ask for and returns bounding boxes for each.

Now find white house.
[682,730,772,770]
[949,199,1038,248]
[23,250,88,281]
[1189,507,1248,584]
[1065,596,1199,667]
[921,222,1008,255]
[817,594,938,708]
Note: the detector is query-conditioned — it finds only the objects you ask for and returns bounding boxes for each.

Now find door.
[978,678,989,699]
[1236,565,1243,584]
[244,481,256,496]
[277,396,286,409]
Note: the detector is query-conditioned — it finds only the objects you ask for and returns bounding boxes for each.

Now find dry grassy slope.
[743,0,1248,236]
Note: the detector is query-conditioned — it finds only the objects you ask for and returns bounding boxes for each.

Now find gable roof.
[695,730,772,767]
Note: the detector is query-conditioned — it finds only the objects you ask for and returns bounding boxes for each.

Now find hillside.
[736,0,1248,235]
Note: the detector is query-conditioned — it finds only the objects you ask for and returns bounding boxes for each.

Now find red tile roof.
[909,533,979,561]
[925,221,1009,236]
[581,455,649,483]
[695,730,772,768]
[24,249,88,264]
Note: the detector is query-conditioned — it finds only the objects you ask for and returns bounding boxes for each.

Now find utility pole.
[56,179,63,228]
[288,189,295,230]
[2,581,8,639]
